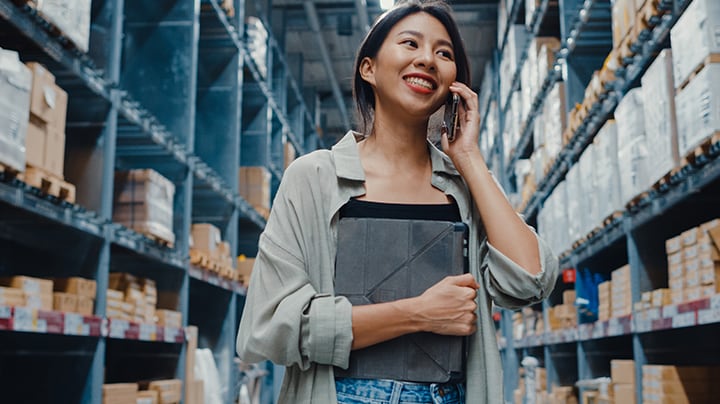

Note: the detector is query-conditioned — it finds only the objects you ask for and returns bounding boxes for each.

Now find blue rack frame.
[0,0,319,402]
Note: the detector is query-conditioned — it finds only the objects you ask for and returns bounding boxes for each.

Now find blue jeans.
[334,377,465,404]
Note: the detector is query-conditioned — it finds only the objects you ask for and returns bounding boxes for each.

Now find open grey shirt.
[236,131,559,403]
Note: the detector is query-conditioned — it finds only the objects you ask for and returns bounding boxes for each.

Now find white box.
[593,120,622,220]
[565,165,581,245]
[542,82,566,164]
[641,49,680,183]
[675,63,720,158]
[37,0,92,53]
[670,0,720,88]
[578,144,599,237]
[615,88,650,205]
[0,49,31,172]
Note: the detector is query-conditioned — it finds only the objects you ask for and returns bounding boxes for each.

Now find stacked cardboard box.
[113,169,175,246]
[53,277,96,316]
[565,165,581,245]
[143,379,182,404]
[237,256,255,285]
[136,390,159,404]
[640,49,679,185]
[549,386,578,404]
[191,223,221,259]
[184,326,205,404]
[0,275,53,311]
[667,220,720,303]
[611,359,636,404]
[156,309,182,328]
[239,166,271,218]
[107,273,158,324]
[541,82,567,168]
[102,383,138,404]
[577,144,598,238]
[513,366,548,404]
[611,265,632,318]
[642,365,720,403]
[598,281,611,322]
[670,0,720,90]
[0,48,31,172]
[25,62,68,179]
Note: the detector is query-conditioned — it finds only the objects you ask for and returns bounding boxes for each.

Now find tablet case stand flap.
[334,218,468,383]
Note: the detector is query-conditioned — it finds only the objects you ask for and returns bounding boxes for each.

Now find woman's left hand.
[440,82,482,164]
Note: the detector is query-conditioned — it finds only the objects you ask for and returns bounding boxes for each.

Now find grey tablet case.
[334,217,469,383]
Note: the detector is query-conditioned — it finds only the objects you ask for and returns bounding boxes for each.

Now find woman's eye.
[401,39,418,47]
[439,50,454,60]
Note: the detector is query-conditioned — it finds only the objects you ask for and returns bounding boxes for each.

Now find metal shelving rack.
[0,0,319,403]
[491,0,720,402]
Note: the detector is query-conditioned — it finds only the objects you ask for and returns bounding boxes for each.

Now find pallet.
[20,166,76,203]
[190,248,237,281]
[680,132,720,167]
[0,162,21,180]
[677,54,720,92]
[602,211,623,227]
[626,191,649,209]
[121,221,175,249]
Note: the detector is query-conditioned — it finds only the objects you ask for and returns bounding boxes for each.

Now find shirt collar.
[331,130,461,181]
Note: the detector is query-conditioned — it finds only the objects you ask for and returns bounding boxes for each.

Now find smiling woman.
[236,1,559,403]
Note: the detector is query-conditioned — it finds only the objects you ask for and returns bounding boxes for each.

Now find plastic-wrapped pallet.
[641,49,679,183]
[593,120,622,222]
[246,17,268,78]
[553,180,570,254]
[521,61,534,124]
[675,63,720,159]
[670,0,720,89]
[615,88,650,206]
[577,144,598,238]
[35,0,92,53]
[0,48,31,172]
[542,82,566,166]
[565,165,582,246]
[113,169,175,246]
[530,147,545,187]
[195,348,223,404]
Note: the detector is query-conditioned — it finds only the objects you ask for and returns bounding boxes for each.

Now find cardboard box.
[24,292,53,311]
[25,62,67,129]
[0,276,53,295]
[666,235,683,255]
[613,383,636,404]
[0,287,26,307]
[0,48,32,172]
[114,170,175,245]
[106,288,124,302]
[44,128,65,178]
[611,0,636,49]
[684,245,699,261]
[682,227,701,246]
[616,88,651,205]
[611,360,635,385]
[191,223,221,255]
[137,389,159,404]
[239,166,271,210]
[675,63,720,158]
[563,290,576,306]
[53,277,97,298]
[102,383,138,404]
[155,309,182,328]
[52,292,77,313]
[76,295,94,316]
[651,289,671,307]
[237,257,255,284]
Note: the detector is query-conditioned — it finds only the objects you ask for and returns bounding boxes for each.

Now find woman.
[236,1,559,403]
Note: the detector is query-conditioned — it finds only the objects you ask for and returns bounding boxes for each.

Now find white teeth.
[405,77,433,89]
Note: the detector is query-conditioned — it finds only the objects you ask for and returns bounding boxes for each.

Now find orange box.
[191,223,221,255]
[25,62,68,129]
[52,292,77,313]
[53,277,97,299]
[0,276,53,295]
[611,360,635,385]
[76,296,94,316]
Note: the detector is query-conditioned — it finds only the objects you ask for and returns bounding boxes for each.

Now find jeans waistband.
[335,377,465,404]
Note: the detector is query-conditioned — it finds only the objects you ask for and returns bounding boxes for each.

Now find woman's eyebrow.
[396,30,454,49]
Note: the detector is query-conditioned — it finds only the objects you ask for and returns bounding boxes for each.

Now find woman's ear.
[359,57,376,86]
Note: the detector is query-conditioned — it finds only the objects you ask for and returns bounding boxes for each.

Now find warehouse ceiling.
[265,0,500,145]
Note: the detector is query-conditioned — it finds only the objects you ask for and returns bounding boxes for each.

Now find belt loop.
[389,380,403,404]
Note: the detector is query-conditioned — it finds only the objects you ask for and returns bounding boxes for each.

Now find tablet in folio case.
[334,217,469,383]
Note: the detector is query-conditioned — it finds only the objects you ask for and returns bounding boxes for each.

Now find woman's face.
[361,12,457,119]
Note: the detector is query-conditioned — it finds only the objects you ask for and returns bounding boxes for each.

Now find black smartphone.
[444,93,460,142]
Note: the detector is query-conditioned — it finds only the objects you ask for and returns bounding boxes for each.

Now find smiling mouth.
[404,76,436,90]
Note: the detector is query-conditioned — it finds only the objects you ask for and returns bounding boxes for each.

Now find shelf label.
[164,326,179,343]
[672,312,696,329]
[607,318,622,336]
[592,322,605,339]
[634,318,651,333]
[109,320,129,338]
[36,319,47,333]
[0,306,11,319]
[698,308,720,325]
[64,313,83,335]
[711,295,720,310]
[663,304,678,318]
[13,307,34,332]
[139,323,155,341]
[578,324,591,340]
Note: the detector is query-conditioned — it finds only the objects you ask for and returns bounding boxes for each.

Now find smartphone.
[444,93,460,142]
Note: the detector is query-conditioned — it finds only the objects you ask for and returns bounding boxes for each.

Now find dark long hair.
[352,0,471,135]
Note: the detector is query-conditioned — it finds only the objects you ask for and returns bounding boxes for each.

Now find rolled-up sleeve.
[236,161,354,370]
[482,230,559,309]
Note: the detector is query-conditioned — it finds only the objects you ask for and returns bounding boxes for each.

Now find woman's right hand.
[413,273,480,336]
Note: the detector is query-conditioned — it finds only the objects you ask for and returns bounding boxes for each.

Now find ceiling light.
[380,0,394,10]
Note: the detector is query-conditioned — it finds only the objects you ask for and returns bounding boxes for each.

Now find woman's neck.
[362,112,430,170]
